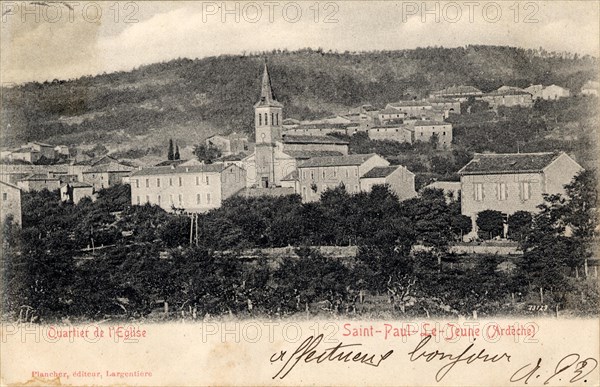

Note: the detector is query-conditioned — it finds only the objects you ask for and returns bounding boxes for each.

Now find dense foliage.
[2,172,597,321]
[2,46,597,149]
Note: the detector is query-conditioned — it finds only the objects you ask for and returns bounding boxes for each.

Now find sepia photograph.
[0,1,598,385]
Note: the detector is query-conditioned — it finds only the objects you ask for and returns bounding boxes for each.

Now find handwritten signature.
[510,354,598,385]
[270,334,393,379]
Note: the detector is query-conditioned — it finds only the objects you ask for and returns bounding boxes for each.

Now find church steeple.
[255,63,283,108]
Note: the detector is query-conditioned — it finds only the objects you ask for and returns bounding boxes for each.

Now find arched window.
[264,113,268,125]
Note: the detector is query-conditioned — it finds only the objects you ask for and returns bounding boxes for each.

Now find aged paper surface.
[1,1,599,386]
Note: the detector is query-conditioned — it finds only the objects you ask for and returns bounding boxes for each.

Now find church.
[242,64,349,189]
[242,64,417,203]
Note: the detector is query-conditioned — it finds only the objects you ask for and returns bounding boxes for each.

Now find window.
[322,170,326,179]
[178,194,183,205]
[271,113,274,125]
[206,176,210,185]
[157,178,160,187]
[302,171,306,179]
[497,182,508,201]
[302,186,307,198]
[206,193,211,204]
[146,195,150,203]
[135,179,139,188]
[197,194,201,205]
[178,177,182,187]
[169,178,173,186]
[310,170,314,180]
[333,169,337,178]
[196,176,200,185]
[136,196,140,205]
[169,194,174,204]
[264,113,268,125]
[346,169,349,178]
[2,193,6,201]
[259,113,262,126]
[145,179,149,188]
[474,183,484,201]
[157,195,161,205]
[276,113,279,125]
[521,181,531,201]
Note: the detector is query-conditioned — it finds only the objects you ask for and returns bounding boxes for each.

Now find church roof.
[254,64,283,108]
[282,134,348,145]
[284,150,344,160]
[298,154,378,168]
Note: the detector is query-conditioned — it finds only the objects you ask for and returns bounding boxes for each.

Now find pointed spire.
[255,61,283,108]
[261,63,274,103]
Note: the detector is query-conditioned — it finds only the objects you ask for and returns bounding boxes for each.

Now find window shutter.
[495,183,499,200]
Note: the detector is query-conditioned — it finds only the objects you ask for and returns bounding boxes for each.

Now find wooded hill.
[1,45,597,149]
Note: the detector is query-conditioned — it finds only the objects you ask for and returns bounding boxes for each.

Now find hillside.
[1,45,598,155]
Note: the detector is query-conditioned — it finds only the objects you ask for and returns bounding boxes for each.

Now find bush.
[476,210,504,239]
[507,211,532,242]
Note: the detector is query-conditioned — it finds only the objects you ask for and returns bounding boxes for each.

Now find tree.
[168,139,174,160]
[193,144,221,164]
[507,211,532,242]
[174,144,180,160]
[476,210,504,239]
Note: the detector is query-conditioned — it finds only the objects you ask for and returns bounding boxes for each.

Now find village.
[0,58,598,322]
[1,67,596,240]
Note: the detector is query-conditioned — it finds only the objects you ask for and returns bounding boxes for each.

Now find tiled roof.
[0,180,21,190]
[84,162,134,173]
[131,163,226,177]
[64,182,93,188]
[282,134,348,145]
[413,120,450,126]
[20,173,58,181]
[380,108,406,114]
[298,153,377,168]
[284,150,343,160]
[388,101,431,108]
[434,85,482,95]
[361,166,400,179]
[13,147,39,154]
[155,159,188,167]
[281,170,298,181]
[458,152,563,175]
[72,155,118,166]
[484,89,532,97]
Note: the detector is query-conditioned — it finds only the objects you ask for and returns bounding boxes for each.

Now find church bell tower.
[254,63,283,188]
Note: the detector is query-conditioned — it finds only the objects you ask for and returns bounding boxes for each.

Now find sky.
[1,1,599,84]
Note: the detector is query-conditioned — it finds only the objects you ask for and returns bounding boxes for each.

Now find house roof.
[424,181,461,190]
[131,163,228,177]
[387,101,431,108]
[0,180,21,190]
[63,182,93,188]
[380,107,406,114]
[281,170,298,181]
[84,162,134,173]
[361,166,401,179]
[20,173,59,181]
[413,120,450,126]
[30,141,53,147]
[284,150,344,160]
[13,147,39,154]
[72,155,119,166]
[458,152,565,175]
[484,89,532,97]
[155,159,188,167]
[282,134,349,145]
[298,153,377,168]
[434,85,482,95]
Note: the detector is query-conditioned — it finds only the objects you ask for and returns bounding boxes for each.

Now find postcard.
[1,1,598,386]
